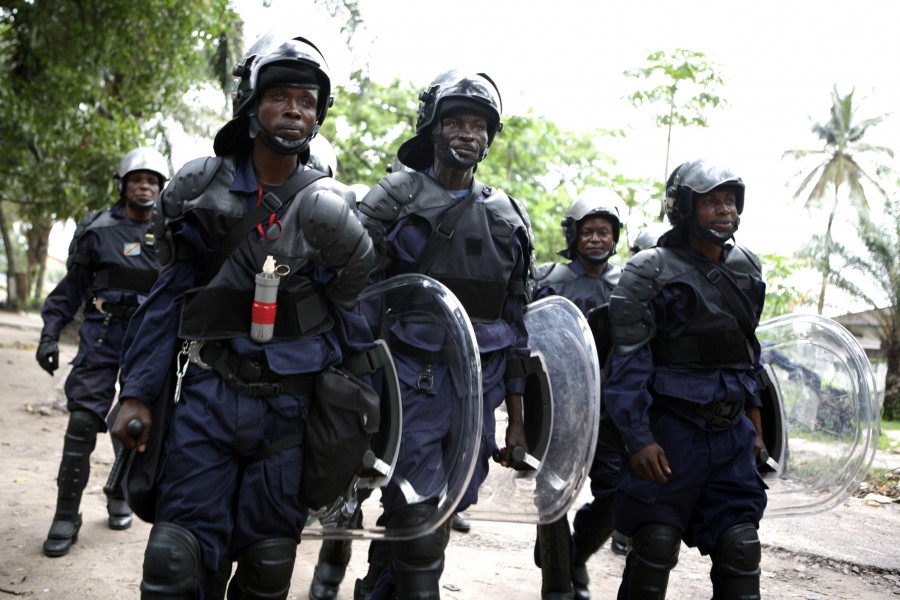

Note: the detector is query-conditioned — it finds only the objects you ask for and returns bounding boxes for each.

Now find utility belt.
[86,297,139,320]
[186,340,316,398]
[662,395,744,430]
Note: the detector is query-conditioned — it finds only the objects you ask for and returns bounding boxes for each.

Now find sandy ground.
[1,310,899,599]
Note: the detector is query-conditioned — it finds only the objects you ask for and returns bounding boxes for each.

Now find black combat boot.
[43,410,98,557]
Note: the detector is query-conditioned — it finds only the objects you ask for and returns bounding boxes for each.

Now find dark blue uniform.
[41,204,157,425]
[605,244,768,598]
[120,156,376,581]
[354,168,532,599]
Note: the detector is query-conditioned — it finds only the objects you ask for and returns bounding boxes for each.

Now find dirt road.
[1,311,898,599]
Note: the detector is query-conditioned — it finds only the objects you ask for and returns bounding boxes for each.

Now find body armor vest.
[610,244,762,369]
[164,157,374,341]
[365,173,529,323]
[72,210,159,296]
[535,262,621,316]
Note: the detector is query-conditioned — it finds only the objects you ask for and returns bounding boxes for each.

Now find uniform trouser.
[148,365,309,591]
[57,315,126,511]
[614,407,766,597]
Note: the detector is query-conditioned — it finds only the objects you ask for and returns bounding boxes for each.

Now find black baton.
[103,419,145,496]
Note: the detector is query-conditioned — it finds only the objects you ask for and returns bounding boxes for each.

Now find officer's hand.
[112,398,152,453]
[36,334,60,375]
[493,421,529,468]
[629,443,671,483]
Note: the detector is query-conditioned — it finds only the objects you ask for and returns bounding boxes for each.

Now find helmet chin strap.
[431,123,484,170]
[247,113,315,156]
[126,199,155,213]
[690,215,740,248]
[577,249,614,265]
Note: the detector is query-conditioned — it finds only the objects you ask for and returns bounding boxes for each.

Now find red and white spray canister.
[251,255,279,343]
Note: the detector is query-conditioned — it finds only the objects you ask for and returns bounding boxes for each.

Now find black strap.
[246,432,305,464]
[208,168,327,278]
[413,183,484,274]
[672,247,757,338]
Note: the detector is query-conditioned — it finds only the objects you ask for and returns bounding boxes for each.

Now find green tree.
[759,253,809,321]
[0,1,239,304]
[624,48,726,208]
[823,192,900,420]
[323,71,628,264]
[784,86,893,315]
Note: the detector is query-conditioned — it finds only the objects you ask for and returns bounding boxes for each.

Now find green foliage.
[624,48,726,130]
[784,86,894,314]
[322,73,640,265]
[0,0,239,223]
[758,252,809,320]
[823,185,900,421]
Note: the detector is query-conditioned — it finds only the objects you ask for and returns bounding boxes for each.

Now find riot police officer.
[112,29,377,599]
[37,146,167,558]
[532,188,624,599]
[313,69,533,600]
[605,159,769,599]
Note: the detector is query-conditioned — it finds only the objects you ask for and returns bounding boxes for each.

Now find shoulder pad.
[623,247,664,281]
[727,244,762,276]
[66,209,110,269]
[161,156,226,219]
[359,171,422,221]
[535,262,577,288]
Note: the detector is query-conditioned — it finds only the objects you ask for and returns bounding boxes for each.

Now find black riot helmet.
[665,158,744,246]
[213,28,333,157]
[397,69,503,171]
[559,187,624,262]
[114,147,169,209]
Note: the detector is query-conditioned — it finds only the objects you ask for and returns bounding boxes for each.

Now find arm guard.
[300,188,377,309]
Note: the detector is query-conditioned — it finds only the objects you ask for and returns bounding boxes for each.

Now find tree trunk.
[0,201,20,305]
[817,188,840,315]
[882,327,900,422]
[24,220,52,302]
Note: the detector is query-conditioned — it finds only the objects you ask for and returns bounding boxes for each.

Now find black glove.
[36,334,60,375]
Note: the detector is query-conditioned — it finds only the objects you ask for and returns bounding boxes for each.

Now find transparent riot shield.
[758,313,880,517]
[302,274,482,540]
[466,295,601,524]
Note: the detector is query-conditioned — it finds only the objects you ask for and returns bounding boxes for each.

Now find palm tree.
[827,192,900,420]
[784,86,893,314]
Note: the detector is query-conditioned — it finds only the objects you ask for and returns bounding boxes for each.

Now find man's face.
[694,186,738,236]
[257,85,319,142]
[124,171,161,204]
[439,109,489,163]
[577,216,615,260]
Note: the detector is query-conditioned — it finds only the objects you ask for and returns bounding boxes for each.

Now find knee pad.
[622,524,681,600]
[231,537,297,599]
[714,523,761,576]
[141,522,201,599]
[712,523,761,599]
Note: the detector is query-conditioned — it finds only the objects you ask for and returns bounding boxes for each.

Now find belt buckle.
[187,341,212,370]
[92,297,108,315]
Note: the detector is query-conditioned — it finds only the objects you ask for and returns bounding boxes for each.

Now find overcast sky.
[228,0,900,262]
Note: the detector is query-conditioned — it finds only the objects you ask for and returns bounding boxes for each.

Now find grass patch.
[879,419,900,453]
